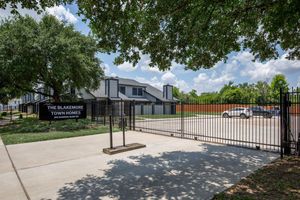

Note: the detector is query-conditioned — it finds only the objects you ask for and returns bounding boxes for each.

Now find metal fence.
[12,89,299,155]
[134,100,282,152]
[0,105,18,112]
[86,100,134,129]
[281,88,300,156]
[83,89,299,155]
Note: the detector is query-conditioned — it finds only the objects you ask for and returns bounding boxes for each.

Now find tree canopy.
[174,74,290,104]
[77,0,300,70]
[0,15,103,102]
[270,74,289,101]
[0,0,70,14]
[2,0,300,71]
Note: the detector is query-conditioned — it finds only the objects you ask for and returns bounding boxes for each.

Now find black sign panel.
[39,102,86,120]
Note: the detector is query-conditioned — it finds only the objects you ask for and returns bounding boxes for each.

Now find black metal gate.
[133,100,282,152]
[131,90,298,154]
[280,88,300,156]
[87,100,135,130]
[86,91,299,155]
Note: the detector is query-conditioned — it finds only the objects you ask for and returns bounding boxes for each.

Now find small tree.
[188,89,198,102]
[0,15,103,102]
[270,74,289,102]
[255,81,271,104]
[221,88,243,104]
[172,86,186,102]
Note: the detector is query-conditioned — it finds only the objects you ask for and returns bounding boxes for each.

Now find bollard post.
[181,101,184,138]
[122,117,126,146]
[109,115,113,149]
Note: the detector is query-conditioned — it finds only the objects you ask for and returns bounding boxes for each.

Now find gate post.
[91,101,95,122]
[181,101,184,138]
[133,100,136,131]
[282,91,291,155]
[129,101,132,130]
[280,88,283,158]
[109,115,113,149]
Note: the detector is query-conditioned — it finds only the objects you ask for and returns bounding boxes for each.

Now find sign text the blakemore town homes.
[39,102,86,120]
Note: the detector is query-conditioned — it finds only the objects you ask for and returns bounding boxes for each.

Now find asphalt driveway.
[1,131,279,200]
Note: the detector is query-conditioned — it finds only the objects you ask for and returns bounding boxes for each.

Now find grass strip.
[213,156,300,200]
[1,126,120,145]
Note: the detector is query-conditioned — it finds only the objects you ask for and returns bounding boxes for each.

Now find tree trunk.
[53,90,61,103]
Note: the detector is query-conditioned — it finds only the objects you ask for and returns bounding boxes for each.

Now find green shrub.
[19,114,23,119]
[1,112,7,116]
[0,118,93,134]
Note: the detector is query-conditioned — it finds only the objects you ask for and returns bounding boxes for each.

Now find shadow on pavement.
[57,144,277,200]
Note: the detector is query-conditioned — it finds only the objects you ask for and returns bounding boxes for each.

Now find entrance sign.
[39,102,86,120]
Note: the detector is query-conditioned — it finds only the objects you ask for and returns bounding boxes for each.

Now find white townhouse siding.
[80,77,177,116]
[0,98,22,111]
[18,76,177,116]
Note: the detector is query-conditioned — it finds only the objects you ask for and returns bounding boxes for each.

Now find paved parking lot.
[1,131,278,200]
[136,115,282,151]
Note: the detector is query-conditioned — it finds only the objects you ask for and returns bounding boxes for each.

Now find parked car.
[222,107,252,119]
[269,106,280,116]
[248,106,273,118]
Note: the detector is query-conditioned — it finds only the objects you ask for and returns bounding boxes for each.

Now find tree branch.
[13,83,53,98]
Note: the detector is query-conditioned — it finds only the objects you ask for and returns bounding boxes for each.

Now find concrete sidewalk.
[4,131,279,200]
[0,138,28,200]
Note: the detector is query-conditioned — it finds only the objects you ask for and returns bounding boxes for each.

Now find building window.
[132,87,143,96]
[138,88,143,96]
[120,86,126,95]
[132,88,137,95]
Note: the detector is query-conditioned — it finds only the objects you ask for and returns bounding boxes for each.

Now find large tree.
[0,0,69,14]
[2,0,299,71]
[77,0,300,70]
[0,15,103,102]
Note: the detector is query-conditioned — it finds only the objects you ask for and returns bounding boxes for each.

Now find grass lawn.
[0,118,119,145]
[213,156,300,200]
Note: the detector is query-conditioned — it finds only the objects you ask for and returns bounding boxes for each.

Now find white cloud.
[192,58,237,94]
[136,71,190,92]
[140,63,162,73]
[102,63,110,75]
[161,71,189,91]
[170,61,185,71]
[117,62,138,72]
[0,4,78,24]
[161,71,176,84]
[297,76,300,87]
[136,76,163,90]
[191,51,300,94]
[110,73,117,77]
[46,5,77,24]
[138,54,187,74]
[139,55,163,73]
[237,52,300,81]
[193,72,234,94]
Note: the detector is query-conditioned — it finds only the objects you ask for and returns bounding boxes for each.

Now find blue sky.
[1,3,300,94]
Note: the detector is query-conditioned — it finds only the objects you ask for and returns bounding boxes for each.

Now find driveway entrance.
[2,131,278,200]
